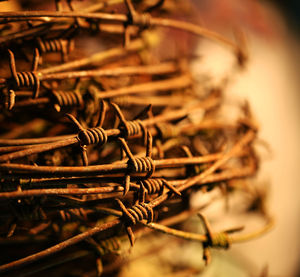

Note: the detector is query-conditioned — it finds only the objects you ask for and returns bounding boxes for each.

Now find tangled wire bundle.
[0,0,272,276]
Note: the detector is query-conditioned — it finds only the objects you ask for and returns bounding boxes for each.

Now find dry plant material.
[0,0,272,276]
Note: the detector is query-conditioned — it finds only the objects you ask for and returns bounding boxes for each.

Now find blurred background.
[190,0,300,276]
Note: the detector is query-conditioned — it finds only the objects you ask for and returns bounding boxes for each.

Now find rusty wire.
[0,0,271,276]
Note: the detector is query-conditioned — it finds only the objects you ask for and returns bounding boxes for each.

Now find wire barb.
[118,135,155,196]
[67,114,108,147]
[52,90,83,111]
[7,49,40,103]
[198,213,230,265]
[111,102,147,138]
[125,0,152,27]
[66,113,108,166]
[116,198,154,246]
[139,178,181,197]
[37,37,74,62]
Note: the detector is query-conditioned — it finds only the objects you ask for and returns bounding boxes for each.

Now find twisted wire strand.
[140,178,164,195]
[208,232,230,249]
[116,198,154,246]
[139,178,181,197]
[202,231,230,265]
[78,127,108,146]
[125,0,151,27]
[8,49,40,99]
[37,37,67,53]
[128,156,155,178]
[13,71,40,97]
[122,120,145,138]
[59,210,71,221]
[198,212,231,264]
[111,103,146,138]
[37,37,74,62]
[116,199,154,226]
[130,12,152,28]
[66,113,108,147]
[52,90,83,108]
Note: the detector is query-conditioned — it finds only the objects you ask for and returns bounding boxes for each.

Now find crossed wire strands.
[0,130,261,274]
[0,1,260,276]
[0,101,211,163]
[3,58,185,111]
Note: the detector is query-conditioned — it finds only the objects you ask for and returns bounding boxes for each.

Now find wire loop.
[78,127,108,147]
[209,232,230,249]
[123,120,145,138]
[116,198,154,246]
[8,49,40,99]
[139,178,181,196]
[116,199,153,226]
[52,90,83,109]
[128,156,155,178]
[37,37,74,62]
